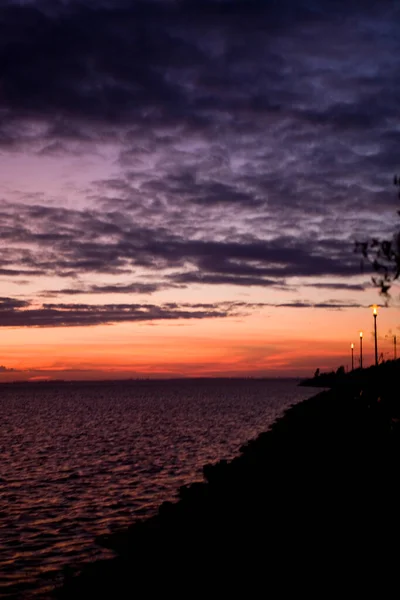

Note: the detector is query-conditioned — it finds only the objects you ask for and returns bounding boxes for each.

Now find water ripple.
[0,379,312,598]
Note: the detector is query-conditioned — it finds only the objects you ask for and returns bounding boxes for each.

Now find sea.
[0,378,315,598]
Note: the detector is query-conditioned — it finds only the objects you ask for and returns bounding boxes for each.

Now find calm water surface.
[0,378,315,598]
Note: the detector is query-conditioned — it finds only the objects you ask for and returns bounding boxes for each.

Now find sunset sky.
[1,0,400,381]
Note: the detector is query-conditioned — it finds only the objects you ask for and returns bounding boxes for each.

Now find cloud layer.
[0,295,364,328]
[1,0,398,325]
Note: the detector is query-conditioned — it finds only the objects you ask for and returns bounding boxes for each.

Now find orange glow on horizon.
[0,304,398,382]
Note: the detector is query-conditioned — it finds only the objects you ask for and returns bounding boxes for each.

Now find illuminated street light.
[351,343,354,371]
[359,331,363,369]
[372,306,378,366]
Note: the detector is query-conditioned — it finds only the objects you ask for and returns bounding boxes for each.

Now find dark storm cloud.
[0,299,249,327]
[0,268,44,276]
[0,297,30,309]
[1,0,399,295]
[0,295,360,327]
[169,273,280,287]
[304,282,367,292]
[142,174,263,208]
[0,202,361,292]
[0,0,211,139]
[267,301,363,309]
[42,282,172,296]
[1,1,398,149]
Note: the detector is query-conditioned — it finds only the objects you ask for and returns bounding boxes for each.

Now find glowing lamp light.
[351,343,354,349]
[372,306,378,365]
[360,331,363,338]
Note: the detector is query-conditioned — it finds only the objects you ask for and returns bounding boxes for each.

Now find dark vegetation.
[300,366,348,387]
[355,175,400,296]
[57,360,400,597]
[299,361,390,389]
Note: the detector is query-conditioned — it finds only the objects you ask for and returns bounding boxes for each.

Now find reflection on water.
[0,379,312,598]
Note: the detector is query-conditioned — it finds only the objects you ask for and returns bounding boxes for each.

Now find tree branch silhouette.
[355,176,400,297]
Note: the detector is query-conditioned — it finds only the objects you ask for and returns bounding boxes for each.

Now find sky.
[1,0,400,381]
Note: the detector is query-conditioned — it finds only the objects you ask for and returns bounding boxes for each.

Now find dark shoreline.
[56,362,400,597]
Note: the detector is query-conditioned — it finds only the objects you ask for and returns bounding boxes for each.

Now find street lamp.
[359,331,363,369]
[372,306,378,366]
[351,343,354,371]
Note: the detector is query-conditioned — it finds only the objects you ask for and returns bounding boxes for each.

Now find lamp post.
[359,331,363,369]
[351,343,354,371]
[394,335,397,360]
[373,306,378,366]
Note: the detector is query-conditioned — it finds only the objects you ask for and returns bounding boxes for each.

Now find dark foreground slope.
[58,364,400,597]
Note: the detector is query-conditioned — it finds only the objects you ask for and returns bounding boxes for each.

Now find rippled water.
[0,378,314,598]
